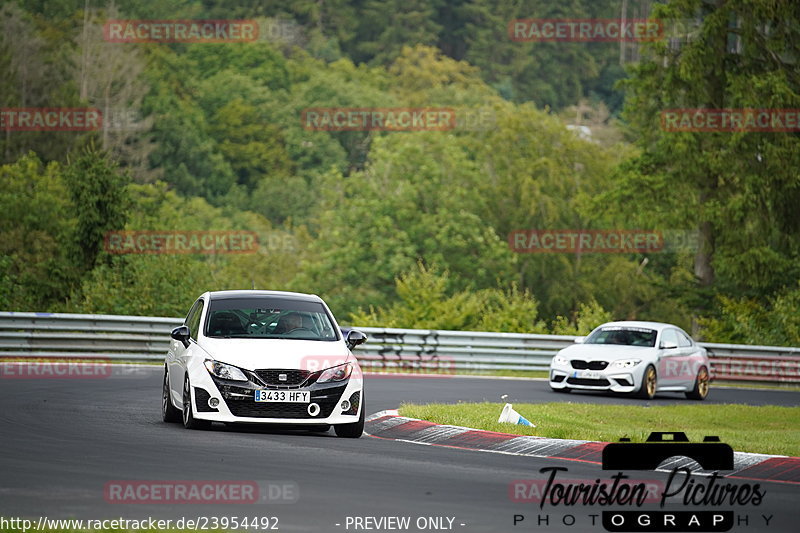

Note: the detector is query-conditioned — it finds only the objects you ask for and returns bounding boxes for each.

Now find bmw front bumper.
[549,362,645,393]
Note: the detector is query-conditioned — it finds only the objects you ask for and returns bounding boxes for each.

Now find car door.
[656,328,684,388]
[675,328,701,389]
[168,298,203,402]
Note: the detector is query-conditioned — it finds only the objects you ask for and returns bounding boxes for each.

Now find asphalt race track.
[1,366,798,532]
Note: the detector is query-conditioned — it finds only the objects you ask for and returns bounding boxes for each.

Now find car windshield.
[584,327,657,347]
[204,297,338,341]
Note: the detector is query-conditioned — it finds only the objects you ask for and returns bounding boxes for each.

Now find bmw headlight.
[552,355,569,366]
[317,363,352,383]
[204,359,248,381]
[611,359,642,369]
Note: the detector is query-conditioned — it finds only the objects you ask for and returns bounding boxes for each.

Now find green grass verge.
[399,401,800,457]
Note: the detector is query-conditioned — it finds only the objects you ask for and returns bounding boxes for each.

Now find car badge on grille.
[278,373,288,381]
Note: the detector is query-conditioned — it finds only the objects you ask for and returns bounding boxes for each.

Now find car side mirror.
[574,336,585,344]
[346,329,367,350]
[660,341,678,350]
[171,325,191,348]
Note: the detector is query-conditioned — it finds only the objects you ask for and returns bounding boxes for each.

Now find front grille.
[566,377,610,386]
[254,369,312,386]
[570,360,608,370]
[194,387,218,412]
[224,384,347,419]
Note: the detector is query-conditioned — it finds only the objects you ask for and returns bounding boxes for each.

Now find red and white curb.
[365,410,800,485]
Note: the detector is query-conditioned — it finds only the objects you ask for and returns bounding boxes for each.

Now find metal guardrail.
[0,311,798,383]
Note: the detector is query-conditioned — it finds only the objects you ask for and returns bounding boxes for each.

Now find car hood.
[556,343,658,361]
[196,337,353,371]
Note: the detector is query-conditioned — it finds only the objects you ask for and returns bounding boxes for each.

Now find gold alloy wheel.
[697,367,710,398]
[644,366,657,398]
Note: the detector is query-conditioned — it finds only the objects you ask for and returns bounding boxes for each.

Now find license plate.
[254,390,310,403]
[574,370,603,379]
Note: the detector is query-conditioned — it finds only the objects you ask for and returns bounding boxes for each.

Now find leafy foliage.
[349,263,543,332]
[0,1,797,344]
[63,146,130,271]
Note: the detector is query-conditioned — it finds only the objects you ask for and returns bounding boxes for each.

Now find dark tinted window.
[185,299,204,341]
[585,326,657,347]
[204,297,338,341]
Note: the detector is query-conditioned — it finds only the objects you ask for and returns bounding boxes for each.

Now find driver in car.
[276,312,304,334]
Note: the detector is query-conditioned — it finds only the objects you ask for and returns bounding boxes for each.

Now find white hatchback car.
[549,321,710,400]
[162,290,367,437]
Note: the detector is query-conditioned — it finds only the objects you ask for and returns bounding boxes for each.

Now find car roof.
[203,290,323,303]
[595,321,682,332]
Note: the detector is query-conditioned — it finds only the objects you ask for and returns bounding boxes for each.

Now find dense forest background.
[1,0,799,345]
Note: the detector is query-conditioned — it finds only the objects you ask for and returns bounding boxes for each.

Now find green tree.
[0,2,85,163]
[616,0,800,326]
[291,132,517,317]
[69,181,312,317]
[349,263,543,333]
[0,153,78,310]
[352,0,442,65]
[550,299,613,336]
[63,146,130,271]
[467,100,637,319]
[698,284,800,346]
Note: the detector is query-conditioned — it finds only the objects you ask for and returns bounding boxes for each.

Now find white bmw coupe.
[549,321,710,400]
[162,290,367,436]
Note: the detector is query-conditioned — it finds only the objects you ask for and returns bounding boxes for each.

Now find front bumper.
[188,365,363,425]
[549,364,643,393]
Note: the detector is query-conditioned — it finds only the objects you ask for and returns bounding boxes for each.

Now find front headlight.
[317,363,352,383]
[611,359,642,369]
[552,355,569,366]
[204,359,248,381]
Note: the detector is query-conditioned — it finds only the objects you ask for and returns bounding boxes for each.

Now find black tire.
[334,394,365,438]
[636,365,657,399]
[182,376,211,430]
[162,369,181,423]
[685,366,710,400]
